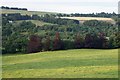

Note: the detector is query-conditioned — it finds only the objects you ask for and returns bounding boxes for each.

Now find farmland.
[1,9,57,16]
[1,7,119,79]
[1,9,115,24]
[61,17,115,24]
[2,49,118,78]
[15,20,55,26]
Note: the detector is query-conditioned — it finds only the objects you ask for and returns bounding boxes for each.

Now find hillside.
[2,8,119,54]
[2,49,118,78]
[1,9,115,23]
[2,7,119,78]
[15,20,56,26]
[1,9,58,15]
[61,17,116,24]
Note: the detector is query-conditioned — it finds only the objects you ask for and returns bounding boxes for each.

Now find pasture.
[2,49,118,78]
[1,9,57,16]
[15,20,55,26]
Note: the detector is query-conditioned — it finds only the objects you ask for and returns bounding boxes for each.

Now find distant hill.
[1,6,58,15]
[1,9,58,16]
[1,6,28,11]
[1,9,116,24]
[61,17,116,24]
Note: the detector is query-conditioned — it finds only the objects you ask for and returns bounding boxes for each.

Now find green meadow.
[1,9,57,15]
[15,20,55,26]
[2,49,118,78]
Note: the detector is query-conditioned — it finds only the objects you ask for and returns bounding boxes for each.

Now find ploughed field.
[2,49,118,78]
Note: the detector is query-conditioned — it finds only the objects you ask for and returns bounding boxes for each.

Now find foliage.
[1,6,27,11]
[83,20,113,27]
[28,35,42,53]
[2,12,119,54]
[74,33,84,48]
[57,12,117,18]
[53,32,64,50]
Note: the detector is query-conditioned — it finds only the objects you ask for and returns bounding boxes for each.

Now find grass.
[2,49,118,78]
[15,20,55,26]
[1,9,57,15]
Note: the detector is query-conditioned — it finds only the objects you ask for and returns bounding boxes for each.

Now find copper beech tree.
[28,35,42,53]
[53,32,64,50]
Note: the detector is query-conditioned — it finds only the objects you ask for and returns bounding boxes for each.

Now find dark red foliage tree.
[85,33,109,49]
[84,34,93,48]
[53,32,64,50]
[74,33,84,48]
[27,35,42,53]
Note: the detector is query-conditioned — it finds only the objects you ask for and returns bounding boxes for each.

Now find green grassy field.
[1,9,57,15]
[2,49,118,78]
[15,20,55,26]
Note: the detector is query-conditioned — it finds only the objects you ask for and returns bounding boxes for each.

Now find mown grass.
[2,49,118,78]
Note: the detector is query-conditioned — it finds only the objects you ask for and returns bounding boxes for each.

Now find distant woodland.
[2,7,120,54]
[1,6,28,11]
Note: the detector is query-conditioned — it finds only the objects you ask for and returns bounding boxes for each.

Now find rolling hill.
[1,9,58,16]
[15,20,56,26]
[2,7,119,79]
[2,49,118,78]
[1,9,116,24]
[61,17,116,24]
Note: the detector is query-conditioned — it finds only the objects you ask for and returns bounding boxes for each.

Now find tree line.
[56,12,117,18]
[1,6,117,18]
[1,6,28,11]
[2,30,119,54]
[2,13,119,54]
[2,13,79,25]
[27,32,113,53]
